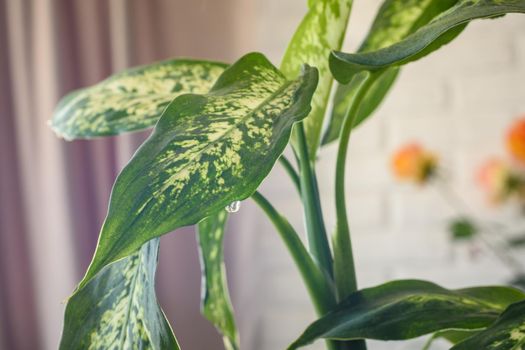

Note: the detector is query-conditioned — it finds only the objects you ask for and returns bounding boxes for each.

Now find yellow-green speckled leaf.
[280,0,352,158]
[330,0,525,83]
[451,300,525,350]
[322,0,459,145]
[288,279,525,349]
[60,239,179,350]
[78,52,318,289]
[51,59,227,140]
[197,211,238,350]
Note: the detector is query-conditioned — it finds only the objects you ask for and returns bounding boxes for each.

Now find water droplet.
[225,201,241,213]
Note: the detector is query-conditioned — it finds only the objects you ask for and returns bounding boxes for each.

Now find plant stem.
[251,191,340,350]
[279,155,301,194]
[252,192,336,299]
[334,73,377,300]
[333,73,378,350]
[295,123,334,279]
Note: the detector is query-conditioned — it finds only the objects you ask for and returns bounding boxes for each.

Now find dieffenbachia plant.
[52,0,525,349]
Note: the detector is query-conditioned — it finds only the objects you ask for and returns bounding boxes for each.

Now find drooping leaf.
[323,0,459,144]
[330,0,525,83]
[78,52,318,289]
[197,211,239,350]
[60,239,179,350]
[51,59,227,140]
[280,0,352,157]
[288,279,525,349]
[451,300,525,350]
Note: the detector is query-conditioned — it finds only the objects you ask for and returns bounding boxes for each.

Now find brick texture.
[230,1,525,349]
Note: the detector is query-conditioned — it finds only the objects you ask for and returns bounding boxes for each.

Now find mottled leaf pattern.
[197,211,238,350]
[330,0,525,83]
[288,280,525,349]
[323,0,459,144]
[51,59,227,139]
[452,300,525,350]
[60,239,179,350]
[78,52,318,289]
[280,0,352,157]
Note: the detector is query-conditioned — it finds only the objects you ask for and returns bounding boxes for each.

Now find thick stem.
[296,123,334,279]
[334,73,377,300]
[333,74,378,350]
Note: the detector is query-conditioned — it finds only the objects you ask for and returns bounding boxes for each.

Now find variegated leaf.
[323,0,459,144]
[280,0,352,157]
[330,0,525,83]
[452,300,525,350]
[197,211,238,350]
[60,239,179,350]
[288,279,525,349]
[51,59,227,140]
[78,52,318,289]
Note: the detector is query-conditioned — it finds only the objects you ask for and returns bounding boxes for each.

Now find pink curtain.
[0,0,243,348]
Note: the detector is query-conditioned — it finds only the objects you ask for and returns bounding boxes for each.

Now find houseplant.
[51,0,525,349]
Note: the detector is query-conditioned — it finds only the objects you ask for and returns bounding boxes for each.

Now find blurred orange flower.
[477,157,525,204]
[391,143,438,184]
[506,117,525,165]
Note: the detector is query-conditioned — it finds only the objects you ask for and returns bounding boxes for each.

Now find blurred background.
[0,0,524,349]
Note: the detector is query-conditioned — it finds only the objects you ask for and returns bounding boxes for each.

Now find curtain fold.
[0,1,243,349]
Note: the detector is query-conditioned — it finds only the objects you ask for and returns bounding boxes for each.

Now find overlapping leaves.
[330,0,525,83]
[280,0,352,157]
[77,52,318,289]
[451,300,525,350]
[197,212,239,350]
[51,59,227,139]
[323,0,459,144]
[288,279,525,349]
[60,239,179,350]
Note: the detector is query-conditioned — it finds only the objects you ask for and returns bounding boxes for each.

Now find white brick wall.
[230,1,525,349]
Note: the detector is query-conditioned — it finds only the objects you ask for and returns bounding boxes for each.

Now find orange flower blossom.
[506,116,525,165]
[476,157,525,204]
[391,143,438,184]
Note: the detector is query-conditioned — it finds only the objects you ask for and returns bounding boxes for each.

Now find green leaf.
[422,330,480,350]
[197,211,239,350]
[451,300,525,350]
[288,279,525,349]
[60,239,179,350]
[78,52,318,289]
[330,0,525,83]
[323,0,460,144]
[449,217,478,240]
[51,59,227,140]
[280,0,352,157]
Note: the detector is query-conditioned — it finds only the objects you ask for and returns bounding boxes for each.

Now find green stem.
[251,192,336,314]
[333,74,378,350]
[252,191,339,350]
[279,155,301,194]
[295,123,334,279]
